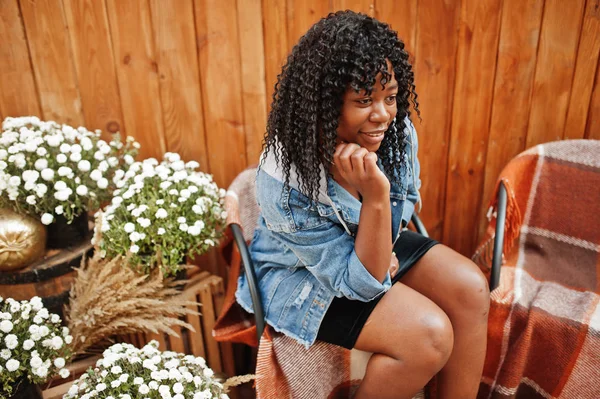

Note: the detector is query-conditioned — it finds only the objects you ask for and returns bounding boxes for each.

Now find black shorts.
[316,230,439,349]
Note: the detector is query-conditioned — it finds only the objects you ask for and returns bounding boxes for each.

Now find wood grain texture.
[412,0,461,240]
[526,0,586,148]
[105,0,166,160]
[375,0,418,59]
[564,0,600,139]
[193,0,247,188]
[19,0,83,126]
[62,0,123,142]
[585,55,600,140]
[332,0,375,16]
[0,0,41,118]
[478,0,545,241]
[286,0,330,48]
[237,0,268,165]
[263,0,288,114]
[443,0,502,255]
[149,0,209,169]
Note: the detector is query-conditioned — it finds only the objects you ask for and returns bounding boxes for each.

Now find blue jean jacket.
[236,118,422,347]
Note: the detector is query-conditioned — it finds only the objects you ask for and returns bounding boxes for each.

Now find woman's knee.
[451,259,490,319]
[387,309,454,374]
[416,310,454,371]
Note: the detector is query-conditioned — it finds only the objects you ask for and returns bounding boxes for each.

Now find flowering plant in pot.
[64,341,250,399]
[0,296,72,398]
[0,116,139,248]
[94,152,227,277]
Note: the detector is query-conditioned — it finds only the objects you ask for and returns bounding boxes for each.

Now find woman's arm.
[334,143,393,283]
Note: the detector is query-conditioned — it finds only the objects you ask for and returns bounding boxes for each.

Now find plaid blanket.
[214,167,427,398]
[473,140,600,399]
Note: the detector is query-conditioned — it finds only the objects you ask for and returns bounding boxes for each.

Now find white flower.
[157,228,166,235]
[56,153,67,163]
[129,232,141,242]
[35,183,48,197]
[54,357,66,368]
[35,366,49,377]
[78,160,91,172]
[130,245,140,254]
[111,365,122,374]
[30,356,43,368]
[97,178,109,189]
[173,382,184,394]
[124,223,135,233]
[0,349,10,359]
[5,334,18,349]
[75,185,88,196]
[65,335,73,345]
[69,152,82,162]
[53,180,67,191]
[133,377,144,385]
[90,169,102,181]
[59,143,71,153]
[139,384,150,394]
[137,217,151,228]
[51,336,63,349]
[58,166,73,177]
[155,208,168,219]
[96,383,107,392]
[111,380,122,388]
[203,368,214,378]
[187,225,201,236]
[0,320,13,333]
[54,189,72,201]
[169,189,178,196]
[36,147,47,156]
[98,160,109,172]
[38,325,49,336]
[8,175,20,187]
[23,339,34,350]
[26,195,36,205]
[177,217,186,223]
[55,205,64,215]
[6,358,19,372]
[41,168,54,181]
[34,159,48,171]
[59,368,70,378]
[179,223,188,232]
[41,213,54,225]
[124,154,134,165]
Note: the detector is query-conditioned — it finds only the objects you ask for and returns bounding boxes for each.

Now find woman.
[236,10,490,398]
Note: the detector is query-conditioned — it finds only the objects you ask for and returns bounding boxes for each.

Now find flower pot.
[46,213,89,249]
[5,377,43,399]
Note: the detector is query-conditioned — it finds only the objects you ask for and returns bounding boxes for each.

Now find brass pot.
[0,208,46,271]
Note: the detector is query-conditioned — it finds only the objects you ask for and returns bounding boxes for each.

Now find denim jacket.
[236,118,422,347]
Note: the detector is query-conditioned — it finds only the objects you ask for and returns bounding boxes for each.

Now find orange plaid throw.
[473,140,600,399]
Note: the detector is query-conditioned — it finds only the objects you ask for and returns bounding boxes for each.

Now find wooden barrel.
[0,237,93,319]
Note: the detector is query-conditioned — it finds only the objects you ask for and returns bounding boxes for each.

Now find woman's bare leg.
[401,245,490,399]
[352,283,454,399]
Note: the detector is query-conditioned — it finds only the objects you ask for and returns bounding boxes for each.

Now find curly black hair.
[263,10,419,202]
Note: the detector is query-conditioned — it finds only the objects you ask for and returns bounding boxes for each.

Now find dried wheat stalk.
[66,250,200,355]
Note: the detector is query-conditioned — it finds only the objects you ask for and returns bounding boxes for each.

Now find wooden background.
[1,0,599,258]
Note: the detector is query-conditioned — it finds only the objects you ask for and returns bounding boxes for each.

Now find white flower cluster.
[0,296,72,394]
[0,116,139,225]
[94,152,226,276]
[64,341,229,399]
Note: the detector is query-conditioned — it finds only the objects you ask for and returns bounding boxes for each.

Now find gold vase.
[0,208,47,271]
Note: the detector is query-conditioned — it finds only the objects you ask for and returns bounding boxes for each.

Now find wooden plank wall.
[1,0,599,258]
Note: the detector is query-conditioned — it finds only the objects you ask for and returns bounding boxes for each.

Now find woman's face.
[337,64,398,152]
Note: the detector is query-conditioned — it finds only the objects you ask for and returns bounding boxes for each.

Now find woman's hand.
[333,142,390,201]
[389,253,399,277]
